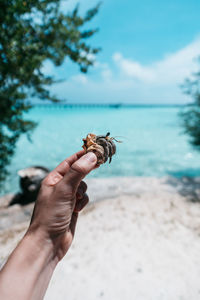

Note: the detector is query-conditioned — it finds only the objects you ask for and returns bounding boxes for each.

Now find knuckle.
[70,163,87,176]
[42,173,62,187]
[84,193,89,203]
[63,159,71,169]
[81,180,87,191]
[41,176,48,186]
[77,188,83,198]
[78,181,87,193]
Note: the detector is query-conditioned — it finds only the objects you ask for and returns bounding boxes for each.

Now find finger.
[62,152,97,189]
[76,181,87,199]
[43,150,85,186]
[74,193,89,212]
[70,193,89,237]
[55,150,85,176]
[69,211,79,237]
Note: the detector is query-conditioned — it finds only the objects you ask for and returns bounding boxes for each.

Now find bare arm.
[0,150,97,300]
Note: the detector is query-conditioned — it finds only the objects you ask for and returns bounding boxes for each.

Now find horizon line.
[33,102,186,108]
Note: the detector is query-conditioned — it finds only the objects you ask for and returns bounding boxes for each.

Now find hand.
[27,150,97,262]
[0,150,97,300]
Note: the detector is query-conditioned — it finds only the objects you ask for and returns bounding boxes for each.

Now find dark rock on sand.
[9,166,49,206]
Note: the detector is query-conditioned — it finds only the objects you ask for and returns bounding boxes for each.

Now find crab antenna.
[111,137,123,143]
[113,135,127,139]
[113,135,129,141]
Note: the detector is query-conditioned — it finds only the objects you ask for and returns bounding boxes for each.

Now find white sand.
[1,177,200,300]
[45,177,200,300]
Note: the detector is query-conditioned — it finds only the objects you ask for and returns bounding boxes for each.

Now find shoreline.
[1,175,200,205]
[1,175,200,198]
[86,176,200,203]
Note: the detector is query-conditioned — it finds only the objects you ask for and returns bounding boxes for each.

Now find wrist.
[24,227,59,268]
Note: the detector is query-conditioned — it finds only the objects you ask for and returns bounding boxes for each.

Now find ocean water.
[3,105,200,194]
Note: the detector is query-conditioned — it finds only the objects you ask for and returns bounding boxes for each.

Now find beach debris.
[18,166,49,193]
[9,166,49,206]
[82,132,119,165]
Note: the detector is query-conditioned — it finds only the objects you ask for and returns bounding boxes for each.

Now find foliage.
[181,63,200,151]
[0,0,100,186]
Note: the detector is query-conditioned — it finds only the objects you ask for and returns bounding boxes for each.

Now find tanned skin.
[0,150,97,300]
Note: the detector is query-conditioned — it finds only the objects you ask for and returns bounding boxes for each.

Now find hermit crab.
[82,132,119,165]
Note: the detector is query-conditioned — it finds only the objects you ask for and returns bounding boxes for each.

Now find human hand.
[27,150,97,262]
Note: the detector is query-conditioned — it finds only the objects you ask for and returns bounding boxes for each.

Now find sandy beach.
[0,177,200,300]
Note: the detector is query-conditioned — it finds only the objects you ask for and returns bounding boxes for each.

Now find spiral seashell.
[82,132,117,165]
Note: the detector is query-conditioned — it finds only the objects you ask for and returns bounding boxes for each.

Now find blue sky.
[45,0,200,104]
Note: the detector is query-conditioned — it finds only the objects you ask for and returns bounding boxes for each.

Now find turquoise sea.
[3,105,200,195]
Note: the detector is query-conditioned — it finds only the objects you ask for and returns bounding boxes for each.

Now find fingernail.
[84,152,97,163]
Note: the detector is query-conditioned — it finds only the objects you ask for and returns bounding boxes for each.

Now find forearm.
[0,230,58,300]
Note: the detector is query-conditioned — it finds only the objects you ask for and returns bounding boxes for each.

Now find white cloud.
[113,53,156,82]
[52,37,200,104]
[113,38,200,85]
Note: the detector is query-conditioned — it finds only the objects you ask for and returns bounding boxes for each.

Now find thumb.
[62,152,97,189]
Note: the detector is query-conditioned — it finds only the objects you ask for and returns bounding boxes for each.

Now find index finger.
[43,150,85,186]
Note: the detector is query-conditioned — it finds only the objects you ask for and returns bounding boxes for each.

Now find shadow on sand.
[166,175,200,203]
